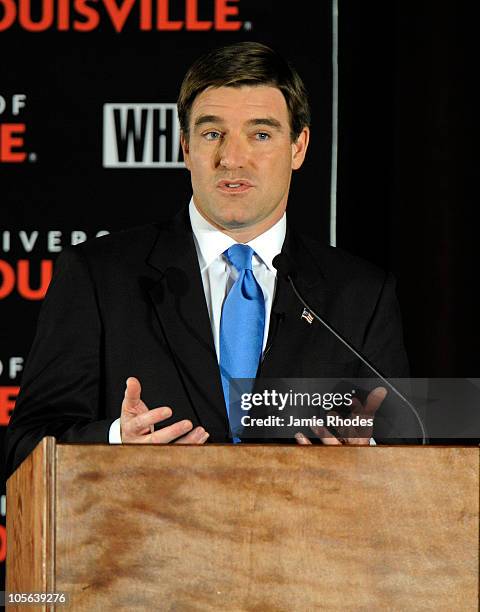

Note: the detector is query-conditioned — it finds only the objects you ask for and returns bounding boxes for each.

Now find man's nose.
[217,135,249,169]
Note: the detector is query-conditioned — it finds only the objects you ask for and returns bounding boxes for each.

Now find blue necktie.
[220,244,265,442]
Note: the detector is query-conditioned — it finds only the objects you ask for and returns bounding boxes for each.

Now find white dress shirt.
[109,198,286,443]
[189,198,286,357]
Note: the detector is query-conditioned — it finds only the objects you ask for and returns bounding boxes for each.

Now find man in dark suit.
[5,42,410,478]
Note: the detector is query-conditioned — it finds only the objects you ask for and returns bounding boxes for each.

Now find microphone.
[272,253,295,281]
[272,253,427,444]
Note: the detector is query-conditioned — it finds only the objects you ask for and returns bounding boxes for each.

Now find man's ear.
[291,127,310,170]
[180,131,191,170]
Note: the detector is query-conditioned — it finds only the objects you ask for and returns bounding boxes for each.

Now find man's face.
[181,85,309,238]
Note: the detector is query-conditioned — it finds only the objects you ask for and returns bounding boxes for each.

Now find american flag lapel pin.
[301,308,314,324]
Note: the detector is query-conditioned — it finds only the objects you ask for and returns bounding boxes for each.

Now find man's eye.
[204,131,222,140]
[256,132,270,141]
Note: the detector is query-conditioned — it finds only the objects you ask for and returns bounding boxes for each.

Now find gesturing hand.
[120,377,209,444]
[295,387,387,446]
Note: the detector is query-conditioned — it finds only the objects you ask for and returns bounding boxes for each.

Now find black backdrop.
[1,0,476,589]
[337,1,476,377]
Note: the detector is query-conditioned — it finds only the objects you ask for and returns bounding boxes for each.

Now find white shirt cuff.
[109,418,122,444]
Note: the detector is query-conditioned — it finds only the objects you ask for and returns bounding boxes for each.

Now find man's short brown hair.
[177,41,311,143]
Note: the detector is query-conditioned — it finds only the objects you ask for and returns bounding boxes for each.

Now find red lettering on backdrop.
[0,124,26,163]
[0,0,243,32]
[57,0,70,30]
[17,260,53,299]
[0,0,16,32]
[19,0,54,31]
[0,260,53,299]
[157,0,182,30]
[73,0,100,32]
[103,0,136,33]
[186,0,211,30]
[140,0,152,30]
[0,386,19,425]
[215,0,241,30]
[0,525,6,564]
[0,261,15,299]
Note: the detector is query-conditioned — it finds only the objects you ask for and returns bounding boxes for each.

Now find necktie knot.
[225,244,254,272]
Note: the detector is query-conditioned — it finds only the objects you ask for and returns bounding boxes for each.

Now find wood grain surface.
[48,444,478,611]
[6,436,56,612]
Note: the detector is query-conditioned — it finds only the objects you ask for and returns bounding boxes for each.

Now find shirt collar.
[189,198,286,272]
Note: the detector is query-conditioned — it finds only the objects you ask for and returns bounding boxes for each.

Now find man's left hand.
[295,386,387,446]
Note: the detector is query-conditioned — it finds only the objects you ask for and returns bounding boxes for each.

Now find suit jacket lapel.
[146,208,230,440]
[260,226,332,377]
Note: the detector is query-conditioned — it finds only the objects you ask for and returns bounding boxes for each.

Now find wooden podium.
[6,438,479,610]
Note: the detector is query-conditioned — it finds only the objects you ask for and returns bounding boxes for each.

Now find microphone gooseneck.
[272,254,427,444]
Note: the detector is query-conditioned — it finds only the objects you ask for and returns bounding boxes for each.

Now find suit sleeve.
[5,247,114,479]
[359,272,420,441]
[360,272,410,378]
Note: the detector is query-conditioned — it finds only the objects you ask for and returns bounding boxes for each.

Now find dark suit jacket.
[5,207,410,478]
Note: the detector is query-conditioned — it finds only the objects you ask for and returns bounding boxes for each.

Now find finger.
[344,437,371,446]
[349,397,363,415]
[321,409,358,441]
[363,387,387,416]
[339,407,373,442]
[149,419,194,444]
[295,432,312,445]
[350,388,386,418]
[174,426,210,445]
[122,377,143,413]
[319,436,343,446]
[311,425,343,445]
[127,406,173,437]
